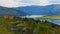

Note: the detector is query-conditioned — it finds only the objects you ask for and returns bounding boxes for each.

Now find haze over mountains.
[0,6,28,16]
[16,4,60,15]
[0,4,60,16]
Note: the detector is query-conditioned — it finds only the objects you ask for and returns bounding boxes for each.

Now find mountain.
[16,4,60,15]
[0,4,60,16]
[0,6,29,16]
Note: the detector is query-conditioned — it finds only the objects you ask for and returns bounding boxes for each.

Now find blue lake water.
[34,18,60,25]
[48,20,60,25]
[21,16,60,25]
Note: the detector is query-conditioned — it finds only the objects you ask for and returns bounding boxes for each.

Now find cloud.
[0,0,31,7]
[49,0,60,4]
[0,0,60,7]
[0,0,20,7]
[21,0,51,6]
[0,0,35,7]
[32,0,50,6]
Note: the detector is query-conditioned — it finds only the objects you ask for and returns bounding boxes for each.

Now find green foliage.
[0,17,59,34]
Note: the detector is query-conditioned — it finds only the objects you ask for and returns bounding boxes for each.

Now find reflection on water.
[37,18,60,25]
[48,20,60,25]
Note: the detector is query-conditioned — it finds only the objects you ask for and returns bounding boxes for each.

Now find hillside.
[0,4,60,34]
[0,4,60,16]
[0,16,60,34]
[42,15,60,19]
[16,4,60,15]
[0,6,29,16]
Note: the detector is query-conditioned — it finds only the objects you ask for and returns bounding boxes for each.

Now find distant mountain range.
[16,4,60,15]
[0,4,60,16]
[0,6,28,16]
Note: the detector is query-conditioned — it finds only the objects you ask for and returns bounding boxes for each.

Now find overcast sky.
[0,0,60,7]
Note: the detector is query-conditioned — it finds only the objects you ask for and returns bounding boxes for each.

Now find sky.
[0,0,60,7]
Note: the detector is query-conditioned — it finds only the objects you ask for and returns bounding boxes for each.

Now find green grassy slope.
[0,17,59,34]
[0,17,14,34]
[36,15,60,20]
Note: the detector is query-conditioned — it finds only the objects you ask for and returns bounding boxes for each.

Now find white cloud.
[0,0,19,7]
[27,0,50,6]
[0,0,36,7]
[49,0,60,4]
[0,0,31,7]
[0,0,60,7]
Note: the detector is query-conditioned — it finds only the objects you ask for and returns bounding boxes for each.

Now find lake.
[48,20,60,25]
[33,18,60,25]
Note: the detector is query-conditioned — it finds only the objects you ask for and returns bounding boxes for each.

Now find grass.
[36,15,60,20]
[0,16,59,34]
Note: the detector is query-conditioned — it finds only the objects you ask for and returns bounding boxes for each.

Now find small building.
[4,16,14,19]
